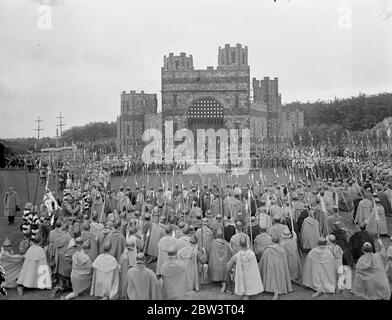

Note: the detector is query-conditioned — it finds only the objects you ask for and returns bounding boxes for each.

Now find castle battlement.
[163,52,194,71]
[217,43,248,70]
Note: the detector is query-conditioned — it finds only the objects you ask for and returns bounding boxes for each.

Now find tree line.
[1,122,117,156]
[285,92,392,145]
[2,92,392,154]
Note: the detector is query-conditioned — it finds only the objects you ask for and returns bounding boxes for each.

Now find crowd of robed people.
[1,149,392,300]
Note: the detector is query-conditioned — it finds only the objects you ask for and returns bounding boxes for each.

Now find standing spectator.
[39,166,47,185]
[3,186,19,225]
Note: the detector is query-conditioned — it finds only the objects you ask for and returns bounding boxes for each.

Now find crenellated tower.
[163,52,194,72]
[217,43,248,70]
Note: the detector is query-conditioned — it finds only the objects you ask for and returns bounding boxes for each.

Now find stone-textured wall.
[250,116,267,141]
[252,76,281,140]
[279,108,305,140]
[121,90,157,115]
[163,53,194,72]
[161,69,250,114]
[217,43,248,70]
[118,90,157,152]
[162,44,250,121]
[145,113,163,133]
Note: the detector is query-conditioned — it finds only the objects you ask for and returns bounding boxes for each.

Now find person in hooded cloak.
[279,229,301,281]
[300,211,321,251]
[62,237,93,300]
[302,237,337,297]
[126,253,162,300]
[156,225,178,276]
[90,239,120,300]
[208,228,232,293]
[352,241,391,300]
[259,235,293,300]
[160,247,186,300]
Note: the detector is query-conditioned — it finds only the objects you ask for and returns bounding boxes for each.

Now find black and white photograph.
[1,0,392,308]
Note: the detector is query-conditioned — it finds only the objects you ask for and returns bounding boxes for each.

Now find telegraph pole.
[57,112,65,147]
[34,117,43,150]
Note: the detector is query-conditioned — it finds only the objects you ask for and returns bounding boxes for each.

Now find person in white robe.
[366,198,389,237]
[156,225,178,276]
[355,193,373,225]
[90,239,120,300]
[118,226,141,299]
[300,211,321,251]
[226,235,264,300]
[16,236,52,296]
[302,237,337,297]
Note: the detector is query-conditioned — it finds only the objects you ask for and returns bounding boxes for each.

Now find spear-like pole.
[24,161,30,202]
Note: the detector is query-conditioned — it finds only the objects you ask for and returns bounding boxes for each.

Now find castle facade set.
[117,44,304,153]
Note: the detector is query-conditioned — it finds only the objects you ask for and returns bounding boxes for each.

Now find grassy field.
[1,168,390,300]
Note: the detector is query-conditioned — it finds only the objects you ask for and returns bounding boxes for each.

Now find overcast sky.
[1,0,391,138]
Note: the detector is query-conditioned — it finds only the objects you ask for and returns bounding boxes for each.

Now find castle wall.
[252,77,281,139]
[279,108,305,140]
[117,91,157,153]
[117,44,304,153]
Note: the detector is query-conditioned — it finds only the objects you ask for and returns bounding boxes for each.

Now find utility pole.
[34,117,43,150]
[57,112,65,147]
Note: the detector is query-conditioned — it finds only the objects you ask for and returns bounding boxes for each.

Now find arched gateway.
[187,97,225,161]
[187,97,224,134]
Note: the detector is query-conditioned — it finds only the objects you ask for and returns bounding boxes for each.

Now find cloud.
[0,0,391,138]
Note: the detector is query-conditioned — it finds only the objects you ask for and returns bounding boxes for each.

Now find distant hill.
[284,92,392,131]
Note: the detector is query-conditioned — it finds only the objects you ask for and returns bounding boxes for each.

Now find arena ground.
[1,169,391,300]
